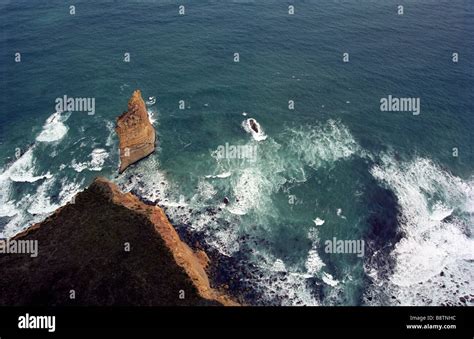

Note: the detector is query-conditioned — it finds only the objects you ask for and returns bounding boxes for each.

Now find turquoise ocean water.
[0,0,473,305]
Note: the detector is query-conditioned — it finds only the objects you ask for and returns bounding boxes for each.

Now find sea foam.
[286,119,361,170]
[71,148,109,172]
[368,155,474,305]
[36,111,70,143]
[3,148,52,183]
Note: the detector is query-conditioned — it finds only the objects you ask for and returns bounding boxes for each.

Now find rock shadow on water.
[363,182,404,304]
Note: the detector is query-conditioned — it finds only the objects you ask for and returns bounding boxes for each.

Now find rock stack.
[116,90,155,173]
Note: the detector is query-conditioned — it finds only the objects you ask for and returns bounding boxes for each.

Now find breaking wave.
[367,155,474,306]
[71,148,109,172]
[0,142,82,237]
[36,111,71,143]
[1,148,52,184]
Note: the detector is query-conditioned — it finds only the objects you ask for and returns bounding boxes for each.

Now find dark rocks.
[249,118,260,133]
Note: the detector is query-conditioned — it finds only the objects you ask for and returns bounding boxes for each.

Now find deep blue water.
[0,0,473,305]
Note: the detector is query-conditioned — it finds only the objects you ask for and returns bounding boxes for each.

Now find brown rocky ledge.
[0,178,238,306]
[116,90,155,173]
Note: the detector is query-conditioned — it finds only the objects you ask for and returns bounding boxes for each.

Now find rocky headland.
[0,177,237,306]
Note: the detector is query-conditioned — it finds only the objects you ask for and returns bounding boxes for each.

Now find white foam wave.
[70,161,88,173]
[71,148,109,172]
[89,149,109,171]
[305,249,326,275]
[146,96,156,106]
[0,177,17,217]
[305,227,327,276]
[147,109,157,125]
[369,155,474,305]
[0,147,52,226]
[336,208,347,219]
[28,177,60,215]
[191,180,217,204]
[0,206,30,237]
[208,137,287,220]
[304,226,345,293]
[313,217,325,226]
[272,259,287,272]
[205,171,232,179]
[322,272,339,287]
[286,119,361,170]
[0,175,84,238]
[2,148,52,183]
[227,166,283,216]
[105,121,115,147]
[36,111,70,143]
[58,178,84,205]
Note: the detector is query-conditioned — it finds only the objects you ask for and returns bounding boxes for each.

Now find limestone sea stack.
[116,90,155,173]
[0,177,238,306]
